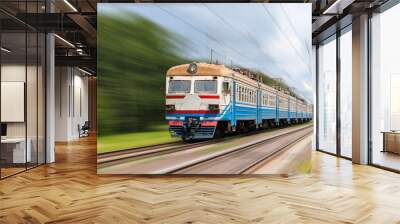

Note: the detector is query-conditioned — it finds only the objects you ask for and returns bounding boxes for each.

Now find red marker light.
[166,95,185,99]
[199,95,219,99]
[169,121,183,126]
[200,121,218,126]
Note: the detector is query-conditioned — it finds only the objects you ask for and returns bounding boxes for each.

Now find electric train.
[165,62,313,140]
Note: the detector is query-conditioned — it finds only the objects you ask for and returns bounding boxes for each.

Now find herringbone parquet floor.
[1,136,400,224]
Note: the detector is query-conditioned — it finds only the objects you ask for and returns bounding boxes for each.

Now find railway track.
[98,124,313,174]
[97,125,299,165]
[98,138,226,165]
[168,126,313,174]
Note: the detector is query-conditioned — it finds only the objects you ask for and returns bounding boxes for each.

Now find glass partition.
[27,31,38,169]
[371,4,400,171]
[1,31,28,177]
[38,32,45,165]
[317,36,337,154]
[339,28,352,158]
[0,2,46,179]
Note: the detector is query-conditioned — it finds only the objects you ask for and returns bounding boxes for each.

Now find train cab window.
[194,80,217,93]
[169,80,191,93]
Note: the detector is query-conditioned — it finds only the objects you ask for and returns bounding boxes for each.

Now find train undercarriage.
[170,118,312,141]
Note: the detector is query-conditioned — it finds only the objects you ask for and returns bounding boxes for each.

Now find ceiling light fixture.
[78,67,93,76]
[63,0,78,12]
[54,34,75,48]
[1,47,11,53]
[322,0,355,15]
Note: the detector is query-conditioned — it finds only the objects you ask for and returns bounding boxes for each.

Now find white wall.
[1,65,41,137]
[55,67,89,141]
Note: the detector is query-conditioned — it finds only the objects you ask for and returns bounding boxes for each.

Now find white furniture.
[1,138,31,163]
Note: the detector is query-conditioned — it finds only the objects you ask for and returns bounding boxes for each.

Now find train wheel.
[214,127,223,138]
[181,136,189,142]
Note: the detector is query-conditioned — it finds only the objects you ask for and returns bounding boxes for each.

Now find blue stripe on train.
[221,105,288,121]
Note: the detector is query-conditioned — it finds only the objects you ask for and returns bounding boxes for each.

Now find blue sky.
[99,3,313,101]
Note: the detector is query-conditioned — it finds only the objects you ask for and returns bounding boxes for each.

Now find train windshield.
[168,80,191,93]
[194,80,217,93]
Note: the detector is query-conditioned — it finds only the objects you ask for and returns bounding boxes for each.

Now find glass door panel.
[339,28,352,158]
[38,33,46,165]
[1,31,27,177]
[27,31,38,169]
[318,36,337,154]
[371,5,400,171]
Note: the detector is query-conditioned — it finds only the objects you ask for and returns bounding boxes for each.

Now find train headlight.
[166,105,175,111]
[208,104,219,111]
[187,62,198,74]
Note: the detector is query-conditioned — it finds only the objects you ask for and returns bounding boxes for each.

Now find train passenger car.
[260,85,278,127]
[306,103,313,120]
[165,62,312,140]
[277,91,289,125]
[289,95,297,123]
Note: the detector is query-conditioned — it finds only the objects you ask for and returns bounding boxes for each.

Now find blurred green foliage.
[98,13,189,137]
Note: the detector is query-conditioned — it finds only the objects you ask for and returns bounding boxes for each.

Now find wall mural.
[97,3,314,175]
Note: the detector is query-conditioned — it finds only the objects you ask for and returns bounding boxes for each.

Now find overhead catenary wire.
[262,4,313,74]
[280,4,311,58]
[203,3,295,82]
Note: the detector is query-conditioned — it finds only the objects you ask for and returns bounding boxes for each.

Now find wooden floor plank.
[0,135,400,223]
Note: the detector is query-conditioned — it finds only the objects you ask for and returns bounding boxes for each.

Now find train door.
[222,78,232,120]
[276,94,279,125]
[221,79,231,106]
[288,97,291,123]
[256,88,261,126]
[231,80,236,127]
[294,98,299,122]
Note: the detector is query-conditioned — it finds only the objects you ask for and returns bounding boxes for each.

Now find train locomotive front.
[165,63,230,140]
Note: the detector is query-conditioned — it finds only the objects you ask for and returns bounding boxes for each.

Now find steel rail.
[98,124,312,166]
[169,126,313,174]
